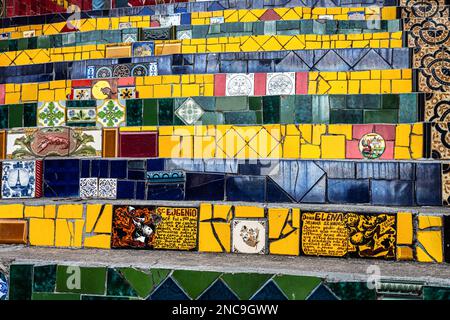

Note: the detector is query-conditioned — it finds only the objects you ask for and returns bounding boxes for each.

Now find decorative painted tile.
[175,98,204,125]
[1,161,37,198]
[0,32,10,40]
[0,273,7,300]
[146,170,185,183]
[132,64,150,77]
[66,107,97,124]
[149,62,158,76]
[232,220,266,254]
[98,178,117,199]
[177,30,192,40]
[432,123,450,159]
[132,42,154,57]
[443,163,450,205]
[348,11,365,20]
[73,88,91,101]
[80,178,98,199]
[86,66,95,79]
[119,22,132,29]
[226,74,255,96]
[113,65,132,78]
[96,67,113,79]
[23,30,35,38]
[119,87,137,100]
[37,101,66,127]
[210,17,224,24]
[158,14,181,27]
[92,79,118,100]
[266,73,296,96]
[358,133,386,159]
[97,100,126,127]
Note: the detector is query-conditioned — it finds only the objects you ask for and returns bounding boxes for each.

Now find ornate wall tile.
[118,87,137,100]
[442,163,450,205]
[98,178,117,199]
[226,74,255,96]
[113,65,132,78]
[175,98,204,125]
[96,100,126,127]
[66,107,97,124]
[431,122,450,159]
[424,92,450,122]
[266,72,296,96]
[92,79,118,100]
[80,177,98,199]
[232,219,266,254]
[96,67,113,79]
[132,42,154,57]
[72,88,92,101]
[37,101,66,127]
[132,64,149,77]
[401,0,449,19]
[1,160,38,199]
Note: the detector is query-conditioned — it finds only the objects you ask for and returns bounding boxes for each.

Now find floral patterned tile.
[80,178,98,199]
[96,100,126,127]
[98,178,117,199]
[37,101,66,127]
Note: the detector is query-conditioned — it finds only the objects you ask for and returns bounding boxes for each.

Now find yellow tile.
[93,205,113,234]
[397,212,413,245]
[158,135,181,158]
[29,218,54,246]
[73,220,85,248]
[312,124,326,145]
[86,204,102,233]
[0,204,24,218]
[21,83,38,101]
[321,135,346,159]
[410,135,423,158]
[418,215,443,229]
[57,204,83,219]
[301,144,321,159]
[292,209,300,228]
[199,203,213,221]
[213,205,233,221]
[84,234,111,249]
[198,222,230,253]
[283,135,300,158]
[24,206,44,218]
[396,246,414,261]
[412,123,423,135]
[328,124,352,140]
[269,230,299,256]
[381,69,402,79]
[268,208,289,239]
[44,205,56,218]
[417,231,443,263]
[360,80,381,94]
[392,80,412,93]
[235,205,265,218]
[394,146,411,159]
[55,219,73,247]
[395,124,411,147]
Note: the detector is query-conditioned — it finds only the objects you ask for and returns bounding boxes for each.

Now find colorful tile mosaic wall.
[0,202,448,264]
[4,263,449,301]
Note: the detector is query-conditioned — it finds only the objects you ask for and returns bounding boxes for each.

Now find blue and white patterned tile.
[79,178,98,199]
[98,178,118,199]
[1,161,37,199]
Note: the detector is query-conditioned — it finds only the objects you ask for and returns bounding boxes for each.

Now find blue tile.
[185,173,225,201]
[251,281,288,301]
[415,163,442,206]
[266,177,294,203]
[43,159,80,198]
[147,159,165,171]
[399,163,415,180]
[301,175,327,203]
[136,181,146,200]
[226,176,265,202]
[180,13,191,25]
[371,180,414,206]
[198,280,239,301]
[80,160,90,178]
[149,278,189,301]
[356,162,398,180]
[110,160,127,179]
[91,160,109,178]
[327,179,370,204]
[116,181,135,200]
[307,284,338,300]
[315,161,355,179]
[128,170,146,180]
[147,184,184,200]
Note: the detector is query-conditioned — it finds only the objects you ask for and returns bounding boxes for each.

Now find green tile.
[23,103,37,127]
[273,275,322,300]
[172,270,221,299]
[0,106,8,129]
[32,292,81,300]
[216,97,247,111]
[9,264,33,300]
[56,266,106,295]
[330,109,363,124]
[399,94,418,123]
[348,95,381,109]
[201,112,225,125]
[249,97,262,111]
[312,96,330,123]
[326,282,376,300]
[224,111,257,124]
[82,295,130,300]
[106,268,138,297]
[293,95,313,123]
[120,268,170,298]
[423,286,450,300]
[363,109,398,123]
[126,99,143,126]
[221,273,272,300]
[262,96,280,124]
[33,265,56,293]
[382,94,400,109]
[158,99,174,125]
[8,104,23,128]
[143,99,158,125]
[329,95,347,109]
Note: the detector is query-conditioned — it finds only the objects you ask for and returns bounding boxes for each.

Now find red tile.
[119,131,158,157]
[295,72,308,94]
[352,124,374,140]
[259,9,281,21]
[379,141,395,160]
[345,140,363,159]
[118,77,135,86]
[72,79,92,88]
[214,74,226,96]
[0,84,5,105]
[254,73,266,96]
[374,124,396,141]
[35,160,43,198]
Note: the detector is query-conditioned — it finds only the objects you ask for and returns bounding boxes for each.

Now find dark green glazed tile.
[249,97,262,111]
[423,286,450,300]
[221,273,273,300]
[106,268,138,297]
[9,264,33,300]
[224,111,257,124]
[0,106,8,129]
[329,95,347,109]
[17,38,29,51]
[33,265,56,293]
[82,295,131,300]
[8,104,23,128]
[382,94,400,109]
[126,99,143,126]
[172,270,221,299]
[399,94,418,123]
[216,97,247,111]
[312,96,330,123]
[273,275,322,300]
[263,96,280,124]
[364,109,398,123]
[56,266,106,295]
[37,36,51,49]
[143,99,158,126]
[348,95,381,109]
[293,96,313,123]
[32,292,81,300]
[23,103,37,127]
[120,268,170,298]
[192,97,215,111]
[330,109,363,124]
[158,99,174,125]
[201,112,225,125]
[326,282,376,300]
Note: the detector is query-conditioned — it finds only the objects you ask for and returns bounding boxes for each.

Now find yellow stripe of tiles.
[0,32,404,67]
[2,69,412,104]
[0,6,397,41]
[157,123,423,160]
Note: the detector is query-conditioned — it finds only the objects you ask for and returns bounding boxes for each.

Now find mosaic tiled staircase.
[1,0,450,300]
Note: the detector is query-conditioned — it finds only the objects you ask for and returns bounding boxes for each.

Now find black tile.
[185,173,225,201]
